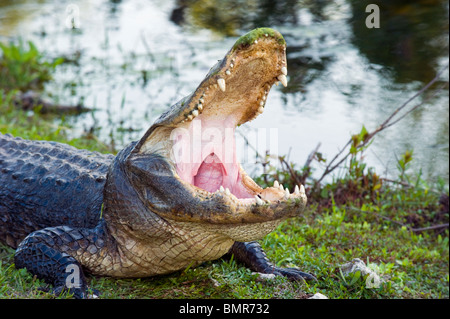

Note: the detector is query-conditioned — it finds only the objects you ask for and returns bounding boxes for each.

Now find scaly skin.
[0,134,112,248]
[0,28,315,298]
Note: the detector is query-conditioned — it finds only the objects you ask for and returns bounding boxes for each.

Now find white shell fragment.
[308,293,328,299]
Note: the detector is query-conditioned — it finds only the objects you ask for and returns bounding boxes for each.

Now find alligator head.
[119,28,306,243]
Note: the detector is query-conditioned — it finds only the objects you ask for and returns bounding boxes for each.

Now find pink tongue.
[194,153,225,193]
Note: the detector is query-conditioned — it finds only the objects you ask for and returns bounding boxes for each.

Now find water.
[0,0,448,184]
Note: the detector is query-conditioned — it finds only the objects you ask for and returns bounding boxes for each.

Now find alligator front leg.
[228,241,316,282]
[14,222,108,298]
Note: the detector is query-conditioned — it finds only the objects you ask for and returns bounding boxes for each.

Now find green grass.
[0,39,63,92]
[0,39,448,299]
[1,197,447,299]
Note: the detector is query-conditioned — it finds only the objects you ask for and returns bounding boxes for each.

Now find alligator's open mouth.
[136,28,306,223]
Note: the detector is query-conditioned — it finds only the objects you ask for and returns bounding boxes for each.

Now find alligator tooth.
[198,103,203,111]
[279,184,284,191]
[192,109,199,117]
[262,95,266,101]
[273,180,279,188]
[284,188,290,198]
[217,78,226,92]
[259,101,264,106]
[187,114,193,121]
[199,98,204,103]
[220,186,225,192]
[275,81,279,86]
[230,63,234,68]
[225,70,231,76]
[294,185,300,194]
[265,33,268,37]
[258,106,264,114]
[300,185,306,195]
[281,66,287,75]
[278,74,288,87]
[225,188,231,196]
[254,40,258,44]
[255,195,264,205]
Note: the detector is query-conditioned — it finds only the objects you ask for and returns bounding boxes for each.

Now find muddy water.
[0,0,448,184]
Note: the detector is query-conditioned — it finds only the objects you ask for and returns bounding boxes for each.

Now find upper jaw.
[176,28,289,127]
[138,27,289,136]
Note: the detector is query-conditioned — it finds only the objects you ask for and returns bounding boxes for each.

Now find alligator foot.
[228,241,316,282]
[14,223,107,299]
[14,230,88,298]
[36,283,86,299]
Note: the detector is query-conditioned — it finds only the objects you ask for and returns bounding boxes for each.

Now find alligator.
[0,28,315,298]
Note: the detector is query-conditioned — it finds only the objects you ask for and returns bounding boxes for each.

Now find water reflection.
[171,0,448,84]
[0,0,44,37]
[171,0,300,36]
[349,0,449,83]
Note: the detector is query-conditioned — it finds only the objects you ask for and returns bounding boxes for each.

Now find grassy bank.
[0,40,448,299]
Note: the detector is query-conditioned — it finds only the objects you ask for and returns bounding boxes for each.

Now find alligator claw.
[48,285,100,299]
[51,285,88,299]
[272,267,317,282]
[228,241,316,284]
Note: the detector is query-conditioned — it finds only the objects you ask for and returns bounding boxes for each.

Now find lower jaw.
[171,217,285,243]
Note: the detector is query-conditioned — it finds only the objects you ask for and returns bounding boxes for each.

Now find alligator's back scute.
[0,133,115,248]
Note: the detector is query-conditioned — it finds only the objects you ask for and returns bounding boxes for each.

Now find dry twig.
[316,64,449,184]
